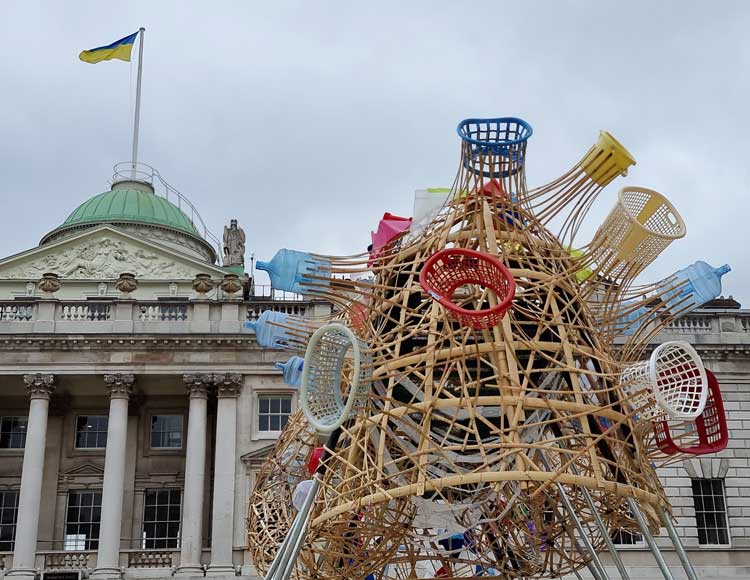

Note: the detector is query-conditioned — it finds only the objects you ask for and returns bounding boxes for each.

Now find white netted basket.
[299,322,372,434]
[592,187,686,280]
[620,341,708,421]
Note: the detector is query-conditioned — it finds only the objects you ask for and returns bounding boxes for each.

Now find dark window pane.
[0,417,28,449]
[142,488,181,549]
[258,396,293,432]
[691,478,729,546]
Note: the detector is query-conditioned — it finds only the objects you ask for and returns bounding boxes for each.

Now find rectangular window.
[75,415,108,449]
[65,491,102,550]
[142,489,181,549]
[611,506,643,546]
[692,478,730,545]
[0,491,19,551]
[150,415,184,449]
[0,416,28,449]
[611,527,643,546]
[258,395,292,432]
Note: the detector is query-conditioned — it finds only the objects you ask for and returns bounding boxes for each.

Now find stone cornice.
[614,343,750,361]
[22,373,56,399]
[103,373,135,399]
[0,335,261,352]
[211,372,243,397]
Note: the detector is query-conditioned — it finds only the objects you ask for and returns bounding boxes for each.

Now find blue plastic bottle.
[612,302,650,336]
[245,310,293,349]
[256,249,330,294]
[275,356,304,387]
[614,261,731,335]
[661,261,731,313]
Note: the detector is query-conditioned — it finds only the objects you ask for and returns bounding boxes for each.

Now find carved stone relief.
[0,236,202,280]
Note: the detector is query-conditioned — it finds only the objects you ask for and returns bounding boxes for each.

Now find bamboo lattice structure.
[247,117,721,580]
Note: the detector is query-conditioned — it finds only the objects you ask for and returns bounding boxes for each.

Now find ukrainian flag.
[79,31,139,64]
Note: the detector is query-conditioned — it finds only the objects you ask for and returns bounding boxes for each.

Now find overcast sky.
[1,1,747,302]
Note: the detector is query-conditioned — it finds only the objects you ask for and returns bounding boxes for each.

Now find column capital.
[211,373,243,398]
[103,373,135,399]
[22,374,55,399]
[183,374,212,398]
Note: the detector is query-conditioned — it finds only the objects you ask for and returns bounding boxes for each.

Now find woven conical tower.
[249,118,693,580]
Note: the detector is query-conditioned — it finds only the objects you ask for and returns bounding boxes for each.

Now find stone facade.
[0,184,329,580]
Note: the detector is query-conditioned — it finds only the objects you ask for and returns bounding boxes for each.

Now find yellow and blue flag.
[79,31,139,64]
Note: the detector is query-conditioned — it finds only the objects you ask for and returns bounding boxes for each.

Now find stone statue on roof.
[223,219,246,267]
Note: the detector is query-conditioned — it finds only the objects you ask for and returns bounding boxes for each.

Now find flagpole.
[131,27,145,179]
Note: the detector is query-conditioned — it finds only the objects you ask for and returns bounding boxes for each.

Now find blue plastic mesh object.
[457,117,533,178]
[255,249,330,294]
[246,310,293,349]
[275,356,304,387]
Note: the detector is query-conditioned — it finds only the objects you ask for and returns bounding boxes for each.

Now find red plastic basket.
[654,369,728,456]
[419,248,515,330]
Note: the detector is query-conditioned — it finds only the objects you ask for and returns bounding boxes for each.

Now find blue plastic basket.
[457,117,533,178]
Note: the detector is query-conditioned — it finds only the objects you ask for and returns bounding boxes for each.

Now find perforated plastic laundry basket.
[419,248,515,330]
[299,322,372,434]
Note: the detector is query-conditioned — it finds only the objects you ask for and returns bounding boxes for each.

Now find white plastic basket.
[591,187,686,280]
[620,341,708,420]
[299,322,372,434]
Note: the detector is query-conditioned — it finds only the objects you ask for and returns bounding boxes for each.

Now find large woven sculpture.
[248,117,730,580]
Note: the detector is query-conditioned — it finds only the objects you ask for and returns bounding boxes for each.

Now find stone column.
[8,374,56,579]
[207,374,242,576]
[92,373,135,579]
[176,375,211,577]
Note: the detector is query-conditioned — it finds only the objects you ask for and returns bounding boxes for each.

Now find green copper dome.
[58,187,199,235]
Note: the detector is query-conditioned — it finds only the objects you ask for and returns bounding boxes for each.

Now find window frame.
[252,391,296,440]
[64,490,103,551]
[691,477,731,547]
[149,414,185,450]
[142,488,182,550]
[0,416,28,450]
[0,490,19,551]
[74,414,109,450]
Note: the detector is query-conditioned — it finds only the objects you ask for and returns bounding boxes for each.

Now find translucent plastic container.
[612,261,731,336]
[409,188,451,238]
[660,261,731,314]
[256,249,330,294]
[275,356,304,387]
[245,310,293,349]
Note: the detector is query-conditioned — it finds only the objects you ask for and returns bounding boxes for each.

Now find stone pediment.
[241,444,275,467]
[62,463,105,477]
[0,225,228,281]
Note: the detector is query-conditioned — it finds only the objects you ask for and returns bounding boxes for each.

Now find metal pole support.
[626,497,675,580]
[659,507,699,580]
[579,485,632,580]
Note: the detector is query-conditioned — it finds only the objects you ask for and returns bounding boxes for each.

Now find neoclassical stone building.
[0,168,328,579]
[0,168,749,579]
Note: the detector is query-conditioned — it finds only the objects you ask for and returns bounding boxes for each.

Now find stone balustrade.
[44,551,91,569]
[0,298,330,335]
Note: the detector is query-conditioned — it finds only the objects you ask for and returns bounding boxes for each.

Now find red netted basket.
[419,248,515,330]
[654,369,728,456]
